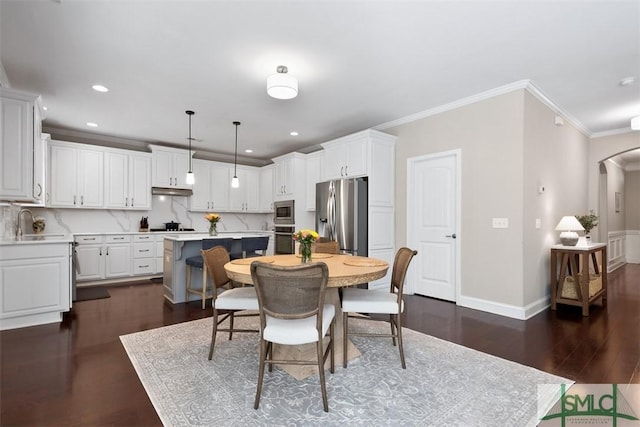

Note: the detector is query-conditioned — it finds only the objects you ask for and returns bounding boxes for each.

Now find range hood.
[151,187,193,197]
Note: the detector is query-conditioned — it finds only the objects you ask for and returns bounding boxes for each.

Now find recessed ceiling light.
[245,149,253,153]
[42,106,48,111]
[92,84,109,92]
[86,122,98,127]
[619,76,636,86]
[290,131,299,136]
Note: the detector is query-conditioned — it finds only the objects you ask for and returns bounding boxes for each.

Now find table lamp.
[555,216,584,246]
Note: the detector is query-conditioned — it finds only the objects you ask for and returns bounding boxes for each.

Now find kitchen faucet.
[16,208,34,238]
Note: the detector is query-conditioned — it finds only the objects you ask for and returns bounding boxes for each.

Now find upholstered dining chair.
[242,236,269,258]
[342,247,418,369]
[202,245,259,360]
[185,238,233,309]
[250,261,335,412]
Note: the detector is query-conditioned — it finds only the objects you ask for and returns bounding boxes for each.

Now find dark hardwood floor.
[1,264,638,426]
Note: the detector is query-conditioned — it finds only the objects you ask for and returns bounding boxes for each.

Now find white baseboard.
[457,294,550,320]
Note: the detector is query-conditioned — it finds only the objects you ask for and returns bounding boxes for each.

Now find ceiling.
[1,1,639,166]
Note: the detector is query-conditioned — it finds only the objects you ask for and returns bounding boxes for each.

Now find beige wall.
[386,90,525,308]
[382,88,590,318]
[605,160,626,232]
[588,132,640,240]
[522,91,589,307]
[625,170,640,230]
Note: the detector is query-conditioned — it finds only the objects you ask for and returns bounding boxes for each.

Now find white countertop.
[163,232,271,242]
[0,234,74,245]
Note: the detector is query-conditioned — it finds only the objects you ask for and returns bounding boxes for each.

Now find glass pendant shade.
[231,175,239,188]
[185,171,195,185]
[186,110,195,185]
[231,121,240,188]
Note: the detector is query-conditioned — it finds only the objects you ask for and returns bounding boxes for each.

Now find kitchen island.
[162,232,272,304]
[0,234,73,330]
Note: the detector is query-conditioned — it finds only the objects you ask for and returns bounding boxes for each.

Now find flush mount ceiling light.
[185,110,195,185]
[631,116,640,130]
[267,65,298,99]
[231,121,241,188]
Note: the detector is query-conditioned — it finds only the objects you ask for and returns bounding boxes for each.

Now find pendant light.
[231,121,240,188]
[185,110,195,185]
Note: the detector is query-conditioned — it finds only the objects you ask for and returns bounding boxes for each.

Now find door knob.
[446,233,457,239]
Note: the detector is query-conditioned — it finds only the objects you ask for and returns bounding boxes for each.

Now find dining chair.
[342,247,418,369]
[242,236,269,258]
[250,261,335,412]
[202,245,259,360]
[185,238,234,309]
[312,238,339,254]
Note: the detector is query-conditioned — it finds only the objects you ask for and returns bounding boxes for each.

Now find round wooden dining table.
[224,253,389,380]
[224,253,389,287]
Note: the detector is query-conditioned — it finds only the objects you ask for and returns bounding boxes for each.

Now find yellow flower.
[294,229,319,243]
[205,213,221,224]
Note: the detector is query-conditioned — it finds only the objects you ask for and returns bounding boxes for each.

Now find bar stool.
[242,236,269,258]
[185,238,233,309]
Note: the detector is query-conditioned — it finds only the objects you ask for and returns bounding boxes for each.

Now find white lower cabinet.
[75,235,105,281]
[132,235,155,275]
[104,235,131,278]
[0,242,71,330]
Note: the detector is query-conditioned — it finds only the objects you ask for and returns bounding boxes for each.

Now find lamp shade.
[555,216,585,231]
[555,216,584,246]
[631,116,640,130]
[267,66,298,100]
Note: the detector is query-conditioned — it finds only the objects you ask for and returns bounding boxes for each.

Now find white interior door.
[407,150,460,302]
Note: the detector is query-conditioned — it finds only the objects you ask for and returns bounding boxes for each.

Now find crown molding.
[590,127,636,139]
[374,79,592,137]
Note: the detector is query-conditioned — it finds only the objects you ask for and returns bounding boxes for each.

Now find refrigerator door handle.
[328,182,336,241]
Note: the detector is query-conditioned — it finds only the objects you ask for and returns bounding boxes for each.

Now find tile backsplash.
[1,195,272,238]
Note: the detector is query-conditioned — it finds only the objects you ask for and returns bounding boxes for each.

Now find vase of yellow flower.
[205,213,221,236]
[294,229,319,263]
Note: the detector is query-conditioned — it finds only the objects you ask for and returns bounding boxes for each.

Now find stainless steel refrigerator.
[315,178,367,256]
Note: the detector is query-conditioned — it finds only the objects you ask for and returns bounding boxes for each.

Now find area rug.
[120,316,572,426]
[74,286,110,301]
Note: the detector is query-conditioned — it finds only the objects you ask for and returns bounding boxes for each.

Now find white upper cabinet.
[149,145,192,189]
[189,160,230,212]
[104,150,151,210]
[48,141,104,208]
[0,87,43,203]
[259,164,274,212]
[321,135,368,179]
[229,166,259,212]
[305,151,323,211]
[272,152,306,201]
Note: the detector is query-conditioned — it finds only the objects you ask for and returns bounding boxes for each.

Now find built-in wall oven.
[274,200,295,225]
[274,226,295,254]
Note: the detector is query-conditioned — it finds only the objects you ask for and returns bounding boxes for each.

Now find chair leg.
[317,339,329,412]
[201,266,207,310]
[342,312,348,368]
[390,314,397,346]
[395,313,406,369]
[254,338,267,409]
[208,308,219,360]
[185,265,191,303]
[228,312,234,341]
[329,320,335,374]
[267,342,273,373]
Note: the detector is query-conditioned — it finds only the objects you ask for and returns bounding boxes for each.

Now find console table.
[550,243,607,316]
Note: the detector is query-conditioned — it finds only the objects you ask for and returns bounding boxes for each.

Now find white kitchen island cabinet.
[0,238,72,330]
[162,232,272,304]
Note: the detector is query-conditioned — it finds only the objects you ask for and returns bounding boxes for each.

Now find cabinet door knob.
[81,195,84,205]
[344,165,348,176]
[445,233,457,239]
[73,195,77,205]
[131,198,134,207]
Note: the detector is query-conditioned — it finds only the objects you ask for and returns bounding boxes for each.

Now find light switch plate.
[492,218,509,228]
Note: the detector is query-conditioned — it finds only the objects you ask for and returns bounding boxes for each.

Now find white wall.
[624,170,640,230]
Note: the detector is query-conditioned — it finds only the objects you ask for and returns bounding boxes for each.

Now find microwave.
[274,200,295,224]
